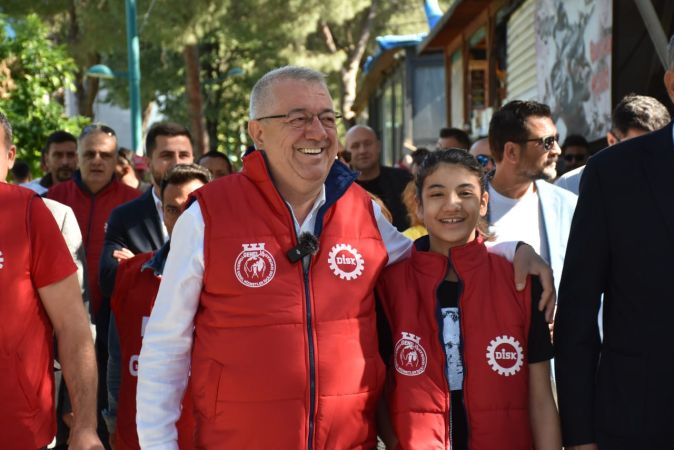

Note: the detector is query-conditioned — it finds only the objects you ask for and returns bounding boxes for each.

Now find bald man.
[345,125,412,231]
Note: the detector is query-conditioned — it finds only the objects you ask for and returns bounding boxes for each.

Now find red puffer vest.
[190,150,388,449]
[47,173,139,316]
[377,236,533,450]
[0,185,56,448]
[111,251,195,450]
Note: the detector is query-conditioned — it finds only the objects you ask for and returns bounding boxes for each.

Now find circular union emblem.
[327,243,364,280]
[394,332,427,376]
[486,335,524,376]
[234,243,276,288]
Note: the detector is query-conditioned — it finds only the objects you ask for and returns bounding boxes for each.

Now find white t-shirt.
[488,183,549,263]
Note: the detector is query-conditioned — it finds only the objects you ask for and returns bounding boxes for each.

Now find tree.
[0,13,89,173]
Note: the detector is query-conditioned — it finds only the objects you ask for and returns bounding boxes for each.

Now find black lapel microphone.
[287,232,319,263]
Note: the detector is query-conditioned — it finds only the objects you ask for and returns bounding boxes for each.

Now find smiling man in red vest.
[136,66,556,450]
[0,111,102,449]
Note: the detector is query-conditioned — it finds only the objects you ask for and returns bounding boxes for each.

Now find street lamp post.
[85,1,142,153]
[125,0,142,153]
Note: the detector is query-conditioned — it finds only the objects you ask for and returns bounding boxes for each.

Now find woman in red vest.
[376,149,561,450]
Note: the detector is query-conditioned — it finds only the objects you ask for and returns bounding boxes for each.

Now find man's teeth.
[440,218,463,223]
[298,148,322,154]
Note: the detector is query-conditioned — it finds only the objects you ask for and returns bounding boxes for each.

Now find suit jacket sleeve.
[554,160,609,446]
[100,208,128,299]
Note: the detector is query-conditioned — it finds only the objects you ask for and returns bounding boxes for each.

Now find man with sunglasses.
[559,134,589,174]
[469,137,496,172]
[47,124,140,321]
[555,94,670,195]
[555,35,674,450]
[487,100,577,294]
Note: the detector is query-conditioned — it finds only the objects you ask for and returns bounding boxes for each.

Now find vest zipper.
[260,152,323,450]
[303,261,317,450]
[85,192,96,257]
[435,272,452,449]
[449,251,470,449]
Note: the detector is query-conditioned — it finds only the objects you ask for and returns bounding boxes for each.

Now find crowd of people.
[2,34,674,450]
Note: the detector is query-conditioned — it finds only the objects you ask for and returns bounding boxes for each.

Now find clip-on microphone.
[287,232,319,263]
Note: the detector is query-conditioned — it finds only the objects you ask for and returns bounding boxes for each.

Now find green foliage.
[0,13,89,175]
[1,0,453,167]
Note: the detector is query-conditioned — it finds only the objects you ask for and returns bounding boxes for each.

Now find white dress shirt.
[151,186,169,241]
[137,191,516,449]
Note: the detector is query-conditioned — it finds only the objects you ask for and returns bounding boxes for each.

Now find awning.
[418,0,494,54]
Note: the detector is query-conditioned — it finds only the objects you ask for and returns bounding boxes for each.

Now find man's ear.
[606,131,619,146]
[247,120,265,150]
[8,145,16,170]
[664,70,674,105]
[502,141,520,164]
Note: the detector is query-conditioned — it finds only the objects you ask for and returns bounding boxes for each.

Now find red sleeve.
[29,196,78,288]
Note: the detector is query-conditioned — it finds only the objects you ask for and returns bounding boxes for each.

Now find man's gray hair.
[77,123,118,152]
[0,111,13,151]
[669,34,674,70]
[249,66,327,119]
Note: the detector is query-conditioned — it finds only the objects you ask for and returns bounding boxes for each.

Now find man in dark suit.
[99,122,194,299]
[554,35,674,450]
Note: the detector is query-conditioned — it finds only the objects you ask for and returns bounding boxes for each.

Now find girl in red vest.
[376,148,561,450]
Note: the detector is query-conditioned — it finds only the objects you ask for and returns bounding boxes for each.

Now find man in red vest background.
[104,163,211,450]
[0,111,102,449]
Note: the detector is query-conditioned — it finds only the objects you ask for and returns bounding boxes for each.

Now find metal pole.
[125,0,142,152]
[633,0,669,70]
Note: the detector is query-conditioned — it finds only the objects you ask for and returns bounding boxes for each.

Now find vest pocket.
[191,358,223,420]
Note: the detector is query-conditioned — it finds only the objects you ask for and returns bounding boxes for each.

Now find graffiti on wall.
[536,0,612,141]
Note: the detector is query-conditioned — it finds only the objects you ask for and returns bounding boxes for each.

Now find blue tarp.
[363,33,426,73]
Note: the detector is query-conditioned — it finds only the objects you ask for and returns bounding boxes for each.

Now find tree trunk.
[321,1,378,121]
[66,4,98,118]
[183,43,209,158]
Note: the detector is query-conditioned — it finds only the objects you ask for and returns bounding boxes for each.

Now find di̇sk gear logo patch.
[394,332,428,376]
[234,243,276,288]
[486,335,524,376]
[327,243,364,280]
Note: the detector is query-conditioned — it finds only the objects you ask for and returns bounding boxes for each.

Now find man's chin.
[55,170,74,182]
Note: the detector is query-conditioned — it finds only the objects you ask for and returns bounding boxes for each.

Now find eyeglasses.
[254,109,342,129]
[475,154,494,167]
[563,153,586,163]
[518,134,560,151]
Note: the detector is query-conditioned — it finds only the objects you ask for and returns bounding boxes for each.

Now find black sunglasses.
[80,123,116,139]
[475,154,494,167]
[563,153,586,163]
[518,134,559,151]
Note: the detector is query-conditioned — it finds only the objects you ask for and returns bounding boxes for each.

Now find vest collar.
[141,241,171,277]
[241,149,358,235]
[410,233,488,280]
[73,169,116,196]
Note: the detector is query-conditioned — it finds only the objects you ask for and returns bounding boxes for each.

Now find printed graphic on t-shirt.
[441,307,463,391]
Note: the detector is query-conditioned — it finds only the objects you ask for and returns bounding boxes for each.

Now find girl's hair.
[414,148,493,239]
